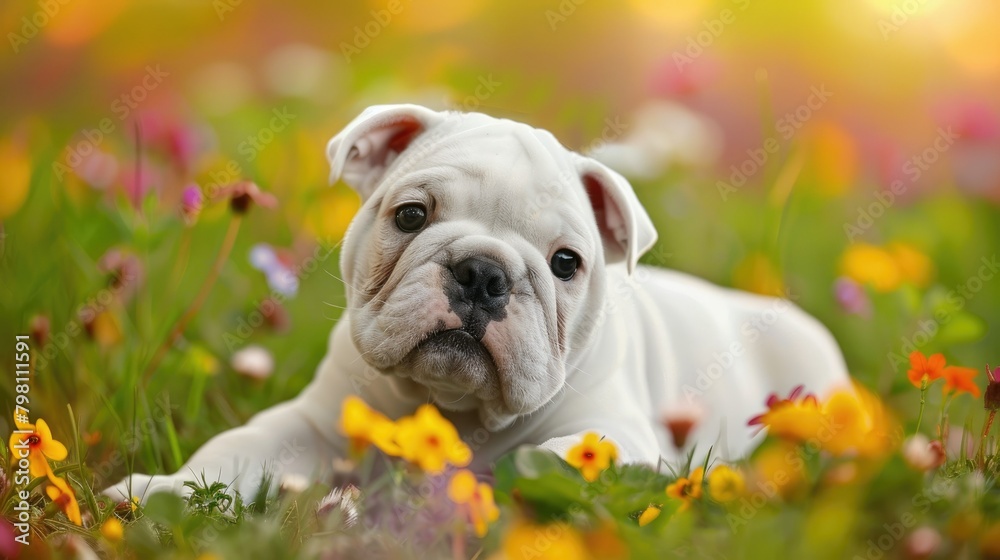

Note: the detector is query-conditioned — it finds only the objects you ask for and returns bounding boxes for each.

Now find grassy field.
[3,1,1000,559]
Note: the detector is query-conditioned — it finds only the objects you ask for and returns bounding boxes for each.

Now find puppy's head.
[327,104,657,430]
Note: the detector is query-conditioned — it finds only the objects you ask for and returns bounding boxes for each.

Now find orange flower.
[907,351,946,388]
[447,469,500,537]
[565,433,618,482]
[665,467,704,511]
[8,413,69,478]
[46,475,83,526]
[942,366,980,398]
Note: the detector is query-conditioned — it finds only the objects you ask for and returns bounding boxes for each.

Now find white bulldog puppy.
[106,104,847,500]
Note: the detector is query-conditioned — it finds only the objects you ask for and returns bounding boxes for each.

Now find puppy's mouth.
[396,327,501,405]
[417,328,491,358]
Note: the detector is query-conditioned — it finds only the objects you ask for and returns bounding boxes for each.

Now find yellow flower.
[638,505,661,526]
[338,396,401,457]
[0,137,31,220]
[101,517,124,541]
[708,465,745,503]
[665,467,704,511]
[395,404,471,473]
[732,253,785,296]
[565,432,618,482]
[46,474,82,526]
[888,242,933,288]
[840,243,902,293]
[840,242,933,293]
[821,385,896,458]
[804,119,858,196]
[183,345,220,376]
[758,398,825,443]
[8,413,68,478]
[447,469,500,537]
[502,520,588,560]
[584,522,629,559]
[751,442,804,500]
[750,384,897,458]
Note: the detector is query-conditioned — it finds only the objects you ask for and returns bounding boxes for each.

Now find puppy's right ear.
[326,104,443,199]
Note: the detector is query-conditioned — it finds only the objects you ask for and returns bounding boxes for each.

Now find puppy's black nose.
[451,257,510,312]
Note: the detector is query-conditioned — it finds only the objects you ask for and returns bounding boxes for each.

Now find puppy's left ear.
[326,104,444,199]
[578,158,658,274]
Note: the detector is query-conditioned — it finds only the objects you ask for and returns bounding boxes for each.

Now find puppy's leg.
[104,396,339,502]
[536,381,663,466]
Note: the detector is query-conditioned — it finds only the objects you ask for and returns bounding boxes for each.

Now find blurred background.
[1,0,999,480]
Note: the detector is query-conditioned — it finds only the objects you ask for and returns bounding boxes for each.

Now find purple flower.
[181,184,204,225]
[834,276,871,317]
[249,244,299,297]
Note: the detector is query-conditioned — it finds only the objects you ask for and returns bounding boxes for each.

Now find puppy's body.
[107,105,847,500]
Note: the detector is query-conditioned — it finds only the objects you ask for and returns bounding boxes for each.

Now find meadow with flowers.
[2,1,1000,559]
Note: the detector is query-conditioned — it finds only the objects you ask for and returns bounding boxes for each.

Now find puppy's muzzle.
[446,257,510,340]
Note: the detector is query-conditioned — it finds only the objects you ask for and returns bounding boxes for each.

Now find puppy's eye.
[394,204,427,232]
[550,249,580,281]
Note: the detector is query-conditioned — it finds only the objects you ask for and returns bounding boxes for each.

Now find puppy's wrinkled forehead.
[328,104,658,275]
[383,122,593,235]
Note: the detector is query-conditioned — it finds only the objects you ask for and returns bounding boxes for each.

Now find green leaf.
[934,311,987,346]
[512,446,574,478]
[144,491,186,526]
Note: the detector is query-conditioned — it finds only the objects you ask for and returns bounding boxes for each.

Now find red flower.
[907,351,946,388]
[942,366,980,397]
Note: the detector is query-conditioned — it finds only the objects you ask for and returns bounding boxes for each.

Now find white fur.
[106,106,847,501]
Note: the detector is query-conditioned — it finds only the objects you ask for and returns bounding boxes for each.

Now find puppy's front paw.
[102,474,188,503]
[539,435,587,459]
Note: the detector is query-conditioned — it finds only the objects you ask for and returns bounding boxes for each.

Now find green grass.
[2,100,1000,559]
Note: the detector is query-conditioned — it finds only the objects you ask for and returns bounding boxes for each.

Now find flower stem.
[451,523,466,560]
[915,380,928,434]
[978,409,996,470]
[142,215,242,383]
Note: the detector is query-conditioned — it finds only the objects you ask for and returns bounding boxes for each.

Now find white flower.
[231,346,275,380]
[279,473,310,494]
[902,434,945,472]
[904,526,941,559]
[316,486,360,527]
[588,101,722,180]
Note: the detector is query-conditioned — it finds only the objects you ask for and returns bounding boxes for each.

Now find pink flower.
[98,248,144,301]
[181,184,204,225]
[833,277,871,317]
